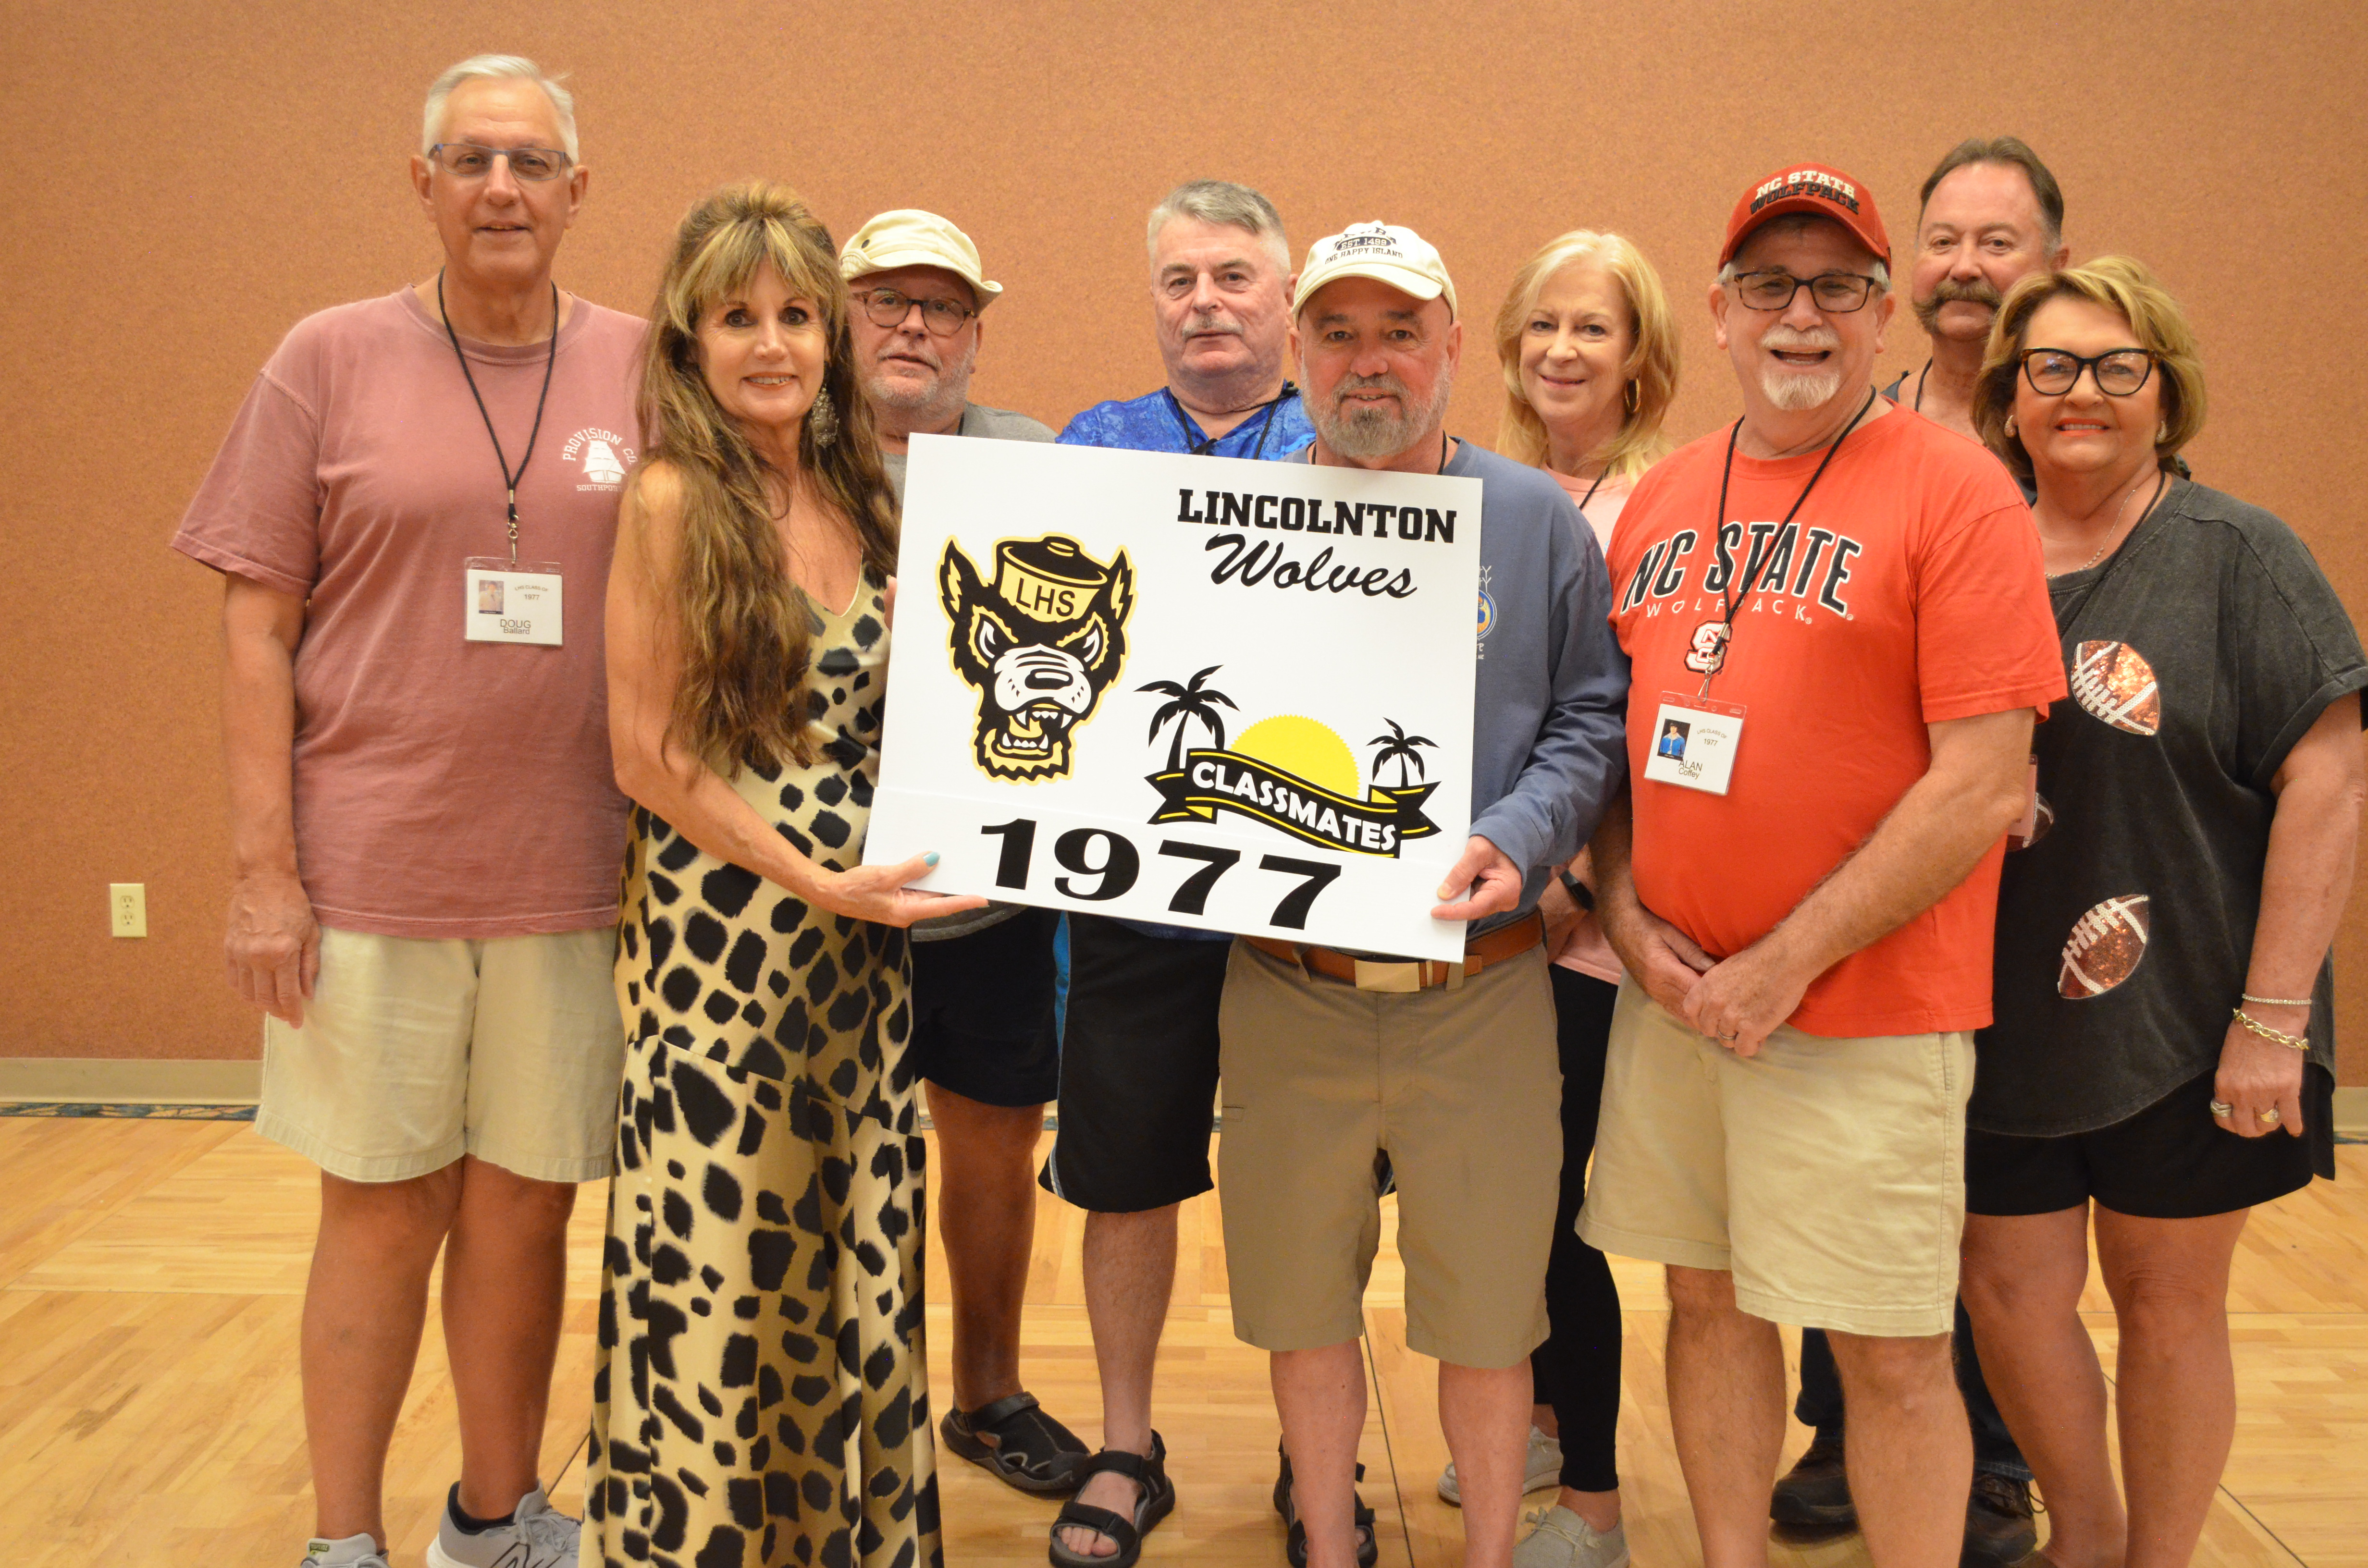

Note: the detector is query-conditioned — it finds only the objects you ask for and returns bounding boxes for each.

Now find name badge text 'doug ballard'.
[867,437,1482,961]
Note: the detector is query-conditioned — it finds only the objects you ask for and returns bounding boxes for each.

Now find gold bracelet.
[2232,1007,2310,1052]
[2241,992,2314,1009]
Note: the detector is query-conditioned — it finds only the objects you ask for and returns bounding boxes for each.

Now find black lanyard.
[1167,382,1295,459]
[1702,387,1875,693]
[439,270,559,565]
[1578,468,1607,512]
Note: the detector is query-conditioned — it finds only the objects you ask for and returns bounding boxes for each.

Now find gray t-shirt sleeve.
[2226,520,2368,787]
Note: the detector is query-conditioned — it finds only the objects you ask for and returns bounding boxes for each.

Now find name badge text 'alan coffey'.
[869,437,1482,960]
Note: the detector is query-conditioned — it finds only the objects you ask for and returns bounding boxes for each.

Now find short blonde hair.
[1493,232,1678,481]
[1973,257,2206,482]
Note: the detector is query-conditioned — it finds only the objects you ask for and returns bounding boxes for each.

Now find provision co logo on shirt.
[563,428,636,489]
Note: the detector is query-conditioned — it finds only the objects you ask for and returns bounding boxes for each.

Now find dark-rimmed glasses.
[1729,269,1884,314]
[858,287,978,337]
[2019,347,2157,397]
[427,143,573,182]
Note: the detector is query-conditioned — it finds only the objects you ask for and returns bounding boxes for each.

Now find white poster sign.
[868,435,1481,961]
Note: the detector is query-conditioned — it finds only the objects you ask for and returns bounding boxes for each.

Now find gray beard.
[1312,376,1453,460]
[1761,366,1844,411]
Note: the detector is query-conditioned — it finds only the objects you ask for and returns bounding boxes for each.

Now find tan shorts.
[258,925,624,1184]
[1577,981,1973,1336]
[1217,939,1560,1368]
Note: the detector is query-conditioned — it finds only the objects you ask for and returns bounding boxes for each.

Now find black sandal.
[1273,1448,1379,1568]
[1048,1433,1176,1568]
[941,1392,1092,1496]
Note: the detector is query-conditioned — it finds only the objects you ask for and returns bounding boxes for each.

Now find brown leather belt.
[1244,912,1545,993]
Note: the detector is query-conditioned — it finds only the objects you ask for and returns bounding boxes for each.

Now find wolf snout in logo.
[941,534,1135,781]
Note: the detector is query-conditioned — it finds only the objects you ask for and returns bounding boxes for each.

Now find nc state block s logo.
[1684,619,1730,674]
[940,534,1135,782]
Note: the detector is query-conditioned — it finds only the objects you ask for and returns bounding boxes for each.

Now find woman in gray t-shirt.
[1959,258,2364,1568]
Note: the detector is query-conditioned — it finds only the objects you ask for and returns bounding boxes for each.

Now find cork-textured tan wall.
[4,1,2363,1076]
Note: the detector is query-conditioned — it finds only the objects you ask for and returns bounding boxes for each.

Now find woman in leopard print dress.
[587,182,982,1568]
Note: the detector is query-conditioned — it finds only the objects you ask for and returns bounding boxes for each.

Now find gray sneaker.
[1513,1506,1630,1568]
[1437,1424,1565,1504]
[425,1484,580,1568]
[299,1535,390,1568]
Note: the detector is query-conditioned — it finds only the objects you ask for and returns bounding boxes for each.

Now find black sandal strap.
[964,1391,1043,1429]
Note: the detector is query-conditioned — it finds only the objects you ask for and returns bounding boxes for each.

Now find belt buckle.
[1352,959,1423,993]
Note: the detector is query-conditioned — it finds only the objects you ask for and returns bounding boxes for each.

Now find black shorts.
[1038,915,1232,1213]
[908,908,1062,1109]
[1966,1065,2335,1219]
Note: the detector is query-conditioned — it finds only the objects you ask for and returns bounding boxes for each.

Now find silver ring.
[1717,1031,1738,1042]
[2258,1107,2282,1127]
[2209,1099,2234,1117]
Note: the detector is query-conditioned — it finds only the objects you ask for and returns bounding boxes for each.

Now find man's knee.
[321,1164,464,1247]
[1828,1329,1957,1406]
[461,1156,580,1228]
[1666,1263,1739,1320]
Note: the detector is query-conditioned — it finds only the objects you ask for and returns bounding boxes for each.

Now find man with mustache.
[1578,165,2065,1568]
[1775,137,2068,1565]
[1210,220,1628,1568]
[836,211,1090,1499]
[1043,179,1316,1567]
[1888,138,2069,443]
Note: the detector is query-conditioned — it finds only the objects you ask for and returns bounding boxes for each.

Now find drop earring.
[809,384,839,448]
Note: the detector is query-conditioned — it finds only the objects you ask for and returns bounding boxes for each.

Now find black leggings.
[1528,967,1622,1494]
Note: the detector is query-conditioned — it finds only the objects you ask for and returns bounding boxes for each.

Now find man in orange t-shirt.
[1574,164,2063,1568]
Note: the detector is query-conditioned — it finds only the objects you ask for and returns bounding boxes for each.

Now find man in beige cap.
[1201,220,1628,1568]
[837,208,1086,1501]
[840,208,1053,502]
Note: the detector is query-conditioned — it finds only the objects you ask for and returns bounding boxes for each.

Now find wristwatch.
[1558,869,1593,910]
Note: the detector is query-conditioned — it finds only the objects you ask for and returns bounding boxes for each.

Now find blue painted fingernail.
[924,852,940,867]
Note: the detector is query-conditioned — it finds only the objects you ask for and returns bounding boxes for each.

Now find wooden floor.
[1,1119,2363,1567]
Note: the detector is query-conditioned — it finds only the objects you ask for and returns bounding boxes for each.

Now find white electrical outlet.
[110,883,147,938]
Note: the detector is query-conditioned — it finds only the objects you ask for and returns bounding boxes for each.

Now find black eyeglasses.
[858,287,978,337]
[427,143,573,182]
[2018,347,2157,397]
[1729,269,1884,314]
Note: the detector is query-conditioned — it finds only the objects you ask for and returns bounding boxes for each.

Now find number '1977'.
[976,818,1340,930]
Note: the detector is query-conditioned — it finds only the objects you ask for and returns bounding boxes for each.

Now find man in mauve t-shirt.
[1574,165,2064,1568]
[170,56,641,1568]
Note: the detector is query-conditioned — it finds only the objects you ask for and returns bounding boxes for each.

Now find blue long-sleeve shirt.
[1287,440,1631,933]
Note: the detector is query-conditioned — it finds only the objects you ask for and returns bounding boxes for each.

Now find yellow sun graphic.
[1232,715,1359,798]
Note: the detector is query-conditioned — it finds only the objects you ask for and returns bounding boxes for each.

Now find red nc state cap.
[1719,162,1890,269]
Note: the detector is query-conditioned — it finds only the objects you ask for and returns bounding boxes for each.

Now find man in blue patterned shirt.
[1042,180,1311,1563]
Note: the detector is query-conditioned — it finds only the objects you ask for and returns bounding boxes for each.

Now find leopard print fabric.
[585,571,941,1568]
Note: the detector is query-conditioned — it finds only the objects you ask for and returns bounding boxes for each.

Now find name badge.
[1642,692,1746,796]
[464,558,563,646]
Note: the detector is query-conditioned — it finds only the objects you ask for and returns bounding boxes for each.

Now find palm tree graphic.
[1369,720,1437,788]
[1141,666,1239,772]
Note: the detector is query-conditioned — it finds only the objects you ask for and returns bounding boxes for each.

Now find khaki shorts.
[258,925,624,1184]
[1577,980,1973,1337]
[1217,939,1560,1368]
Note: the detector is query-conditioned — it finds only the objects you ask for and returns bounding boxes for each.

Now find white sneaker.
[299,1535,390,1568]
[425,1483,580,1568]
[1514,1506,1630,1568]
[1437,1424,1565,1504]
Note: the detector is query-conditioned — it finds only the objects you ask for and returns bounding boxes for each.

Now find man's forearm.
[1756,744,2025,979]
[222,622,302,878]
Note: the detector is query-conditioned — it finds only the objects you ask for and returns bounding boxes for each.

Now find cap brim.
[1294,262,1452,317]
[837,246,1003,303]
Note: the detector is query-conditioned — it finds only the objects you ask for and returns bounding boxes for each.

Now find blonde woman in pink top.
[1432,231,1679,1568]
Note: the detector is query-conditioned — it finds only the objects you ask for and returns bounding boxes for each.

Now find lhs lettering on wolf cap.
[1292,220,1459,319]
[1717,160,1890,269]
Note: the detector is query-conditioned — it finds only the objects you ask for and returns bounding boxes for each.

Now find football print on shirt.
[2060,893,2151,998]
[2071,640,2161,736]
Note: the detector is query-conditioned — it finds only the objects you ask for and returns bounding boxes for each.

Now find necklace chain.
[2048,468,2165,578]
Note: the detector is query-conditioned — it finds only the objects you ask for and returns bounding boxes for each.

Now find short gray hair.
[1145,179,1288,265]
[1717,214,1890,291]
[422,55,578,162]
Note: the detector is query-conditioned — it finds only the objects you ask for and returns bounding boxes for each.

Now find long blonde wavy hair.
[632,181,898,773]
[1493,231,1679,481]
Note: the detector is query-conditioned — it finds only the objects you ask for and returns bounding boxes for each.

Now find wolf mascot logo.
[940,534,1135,782]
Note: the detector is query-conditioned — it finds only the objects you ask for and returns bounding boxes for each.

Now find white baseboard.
[2337,1085,2368,1138]
[0,1057,260,1103]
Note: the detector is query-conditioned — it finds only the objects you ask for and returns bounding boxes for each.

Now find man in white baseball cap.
[1218,219,1628,1568]
[838,208,1087,1504]
[839,208,1053,502]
